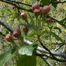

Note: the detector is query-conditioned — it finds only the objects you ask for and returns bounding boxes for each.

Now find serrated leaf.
[0,48,15,66]
[19,44,38,56]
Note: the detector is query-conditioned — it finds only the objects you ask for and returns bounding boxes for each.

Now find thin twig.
[40,56,52,66]
[10,1,32,6]
[46,16,66,28]
[37,35,66,62]
[1,0,66,29]
[0,21,13,33]
[0,32,5,36]
[0,0,32,12]
[36,53,66,62]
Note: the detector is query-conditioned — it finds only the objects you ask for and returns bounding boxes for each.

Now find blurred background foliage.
[0,0,66,66]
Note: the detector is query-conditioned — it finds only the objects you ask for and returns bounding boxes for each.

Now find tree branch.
[0,0,66,29]
[46,16,66,28]
[37,35,66,62]
[0,21,13,33]
[0,32,5,36]
[0,0,32,12]
[40,56,52,66]
[10,1,32,7]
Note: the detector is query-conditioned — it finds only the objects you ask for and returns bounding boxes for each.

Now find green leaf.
[0,35,3,40]
[16,55,36,66]
[31,0,37,3]
[40,0,50,5]
[29,31,41,37]
[0,48,15,66]
[50,0,57,7]
[19,44,38,56]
